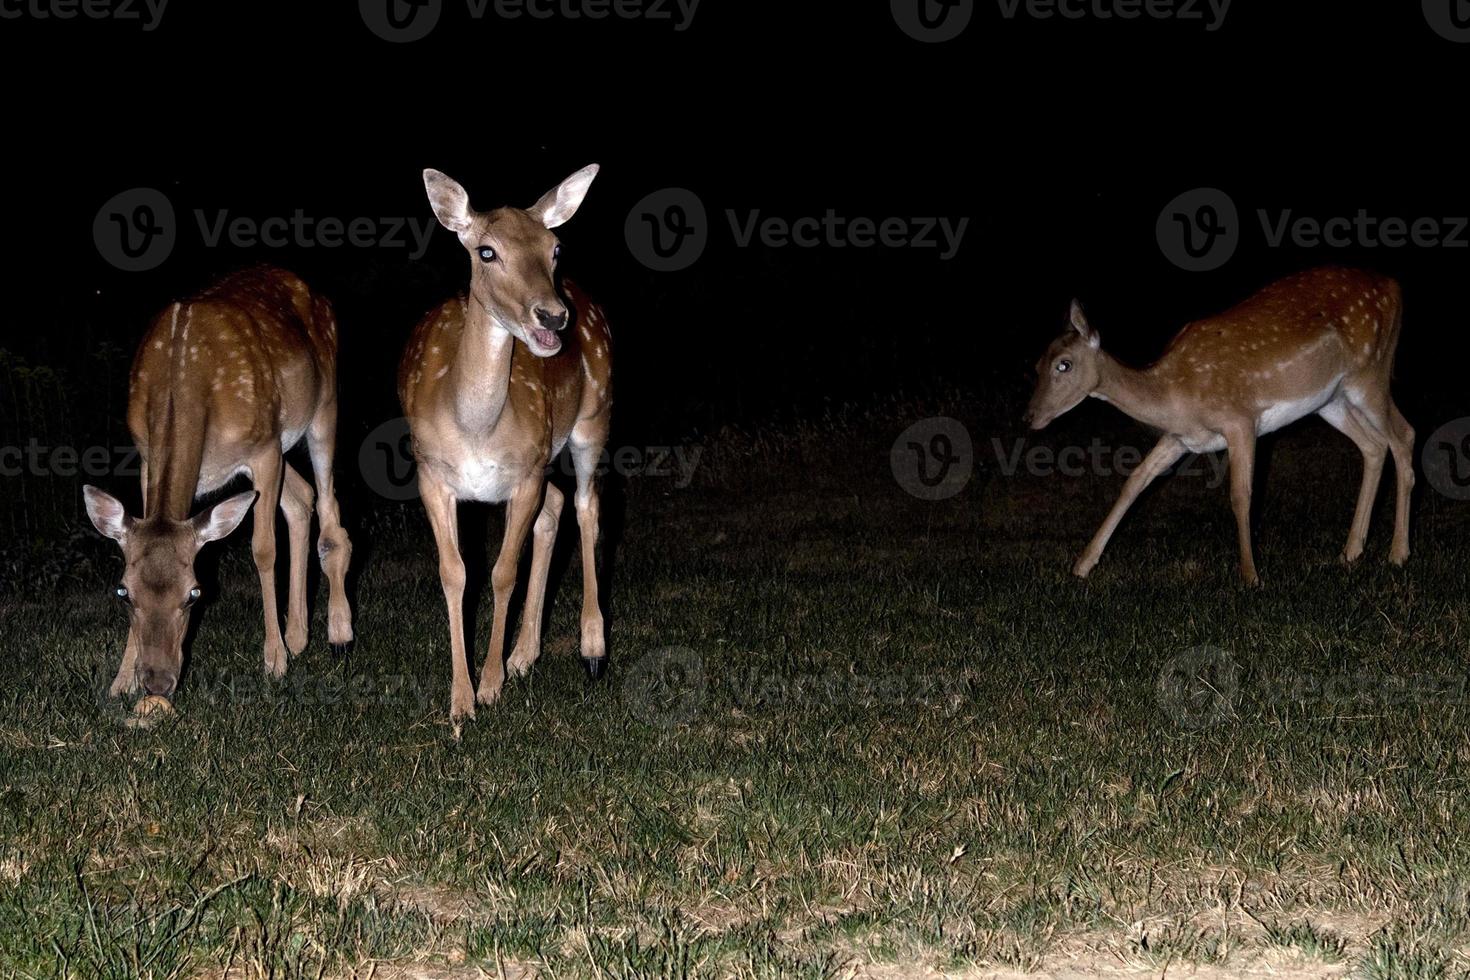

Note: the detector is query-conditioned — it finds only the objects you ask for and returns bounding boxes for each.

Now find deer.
[1024,267,1414,586]
[399,165,613,723]
[83,266,354,700]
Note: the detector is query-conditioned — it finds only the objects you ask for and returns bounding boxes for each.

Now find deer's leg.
[570,437,607,674]
[307,409,354,649]
[1385,401,1415,566]
[108,458,150,697]
[1319,398,1386,564]
[420,470,475,722]
[280,465,315,655]
[478,477,543,705]
[1223,425,1260,586]
[109,625,142,697]
[508,482,564,678]
[1073,436,1187,578]
[249,451,290,677]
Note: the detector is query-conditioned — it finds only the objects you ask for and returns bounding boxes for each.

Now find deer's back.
[1157,267,1401,380]
[129,267,334,460]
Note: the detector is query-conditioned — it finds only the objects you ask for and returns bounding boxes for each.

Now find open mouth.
[528,326,562,354]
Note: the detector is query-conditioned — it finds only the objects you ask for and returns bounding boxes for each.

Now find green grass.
[3,403,1470,978]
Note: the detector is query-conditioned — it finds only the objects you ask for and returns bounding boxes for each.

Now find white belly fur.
[1256,377,1342,436]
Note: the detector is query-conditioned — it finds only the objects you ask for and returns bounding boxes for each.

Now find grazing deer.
[400,165,612,722]
[83,267,354,698]
[1024,267,1414,585]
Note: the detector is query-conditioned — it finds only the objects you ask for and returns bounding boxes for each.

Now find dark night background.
[2,1,1466,556]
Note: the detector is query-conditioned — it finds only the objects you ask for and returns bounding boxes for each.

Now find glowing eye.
[189,588,201,600]
[477,246,496,262]
[553,244,561,260]
[115,586,129,600]
[1056,359,1073,373]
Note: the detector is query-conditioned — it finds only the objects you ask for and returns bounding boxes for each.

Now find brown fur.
[85,267,354,698]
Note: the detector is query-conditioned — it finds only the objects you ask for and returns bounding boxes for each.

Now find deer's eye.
[184,587,202,607]
[1056,359,1073,374]
[477,246,496,263]
[114,586,129,602]
[552,243,561,261]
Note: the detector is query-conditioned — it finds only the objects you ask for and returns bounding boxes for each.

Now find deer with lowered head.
[1024,267,1414,585]
[400,165,613,723]
[84,267,354,700]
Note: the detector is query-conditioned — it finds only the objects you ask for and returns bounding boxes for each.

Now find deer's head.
[83,486,257,697]
[1024,300,1104,430]
[422,165,599,358]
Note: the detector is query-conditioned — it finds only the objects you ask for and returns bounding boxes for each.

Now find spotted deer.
[83,267,354,698]
[399,165,613,723]
[1024,267,1414,585]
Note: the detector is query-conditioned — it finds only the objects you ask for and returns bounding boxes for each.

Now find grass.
[3,399,1470,978]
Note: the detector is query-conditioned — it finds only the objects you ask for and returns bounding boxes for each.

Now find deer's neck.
[1093,353,1175,432]
[450,296,517,433]
[144,306,210,521]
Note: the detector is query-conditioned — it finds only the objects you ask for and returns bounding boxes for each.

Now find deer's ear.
[529,164,599,229]
[423,169,474,235]
[1070,299,1100,349]
[193,491,258,545]
[83,485,131,543]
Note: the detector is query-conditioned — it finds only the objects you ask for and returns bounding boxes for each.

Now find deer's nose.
[534,307,568,331]
[140,667,177,697]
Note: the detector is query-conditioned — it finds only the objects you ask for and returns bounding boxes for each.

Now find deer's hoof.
[582,656,608,681]
[330,642,353,658]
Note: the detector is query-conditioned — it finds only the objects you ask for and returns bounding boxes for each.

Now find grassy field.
[3,401,1470,979]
